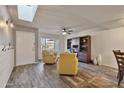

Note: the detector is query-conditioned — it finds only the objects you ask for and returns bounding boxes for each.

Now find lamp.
[10,22,14,28]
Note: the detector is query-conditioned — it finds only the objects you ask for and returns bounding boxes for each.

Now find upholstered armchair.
[42,50,57,64]
[58,53,78,75]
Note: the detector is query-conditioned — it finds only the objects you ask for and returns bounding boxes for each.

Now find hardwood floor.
[6,62,124,88]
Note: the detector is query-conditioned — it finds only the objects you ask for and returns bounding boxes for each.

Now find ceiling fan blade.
[66,31,71,34]
[57,26,74,35]
[68,30,73,32]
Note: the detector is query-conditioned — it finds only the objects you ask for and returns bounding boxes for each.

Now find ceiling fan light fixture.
[62,32,67,35]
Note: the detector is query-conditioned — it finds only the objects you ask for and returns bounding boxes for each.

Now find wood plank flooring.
[6,62,124,88]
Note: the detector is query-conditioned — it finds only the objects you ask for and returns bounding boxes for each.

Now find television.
[72,45,78,53]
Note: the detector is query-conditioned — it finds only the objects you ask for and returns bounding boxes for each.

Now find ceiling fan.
[61,27,73,35]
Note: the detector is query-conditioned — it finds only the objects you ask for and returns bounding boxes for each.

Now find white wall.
[38,32,65,59]
[0,6,14,87]
[66,27,124,68]
[0,6,14,46]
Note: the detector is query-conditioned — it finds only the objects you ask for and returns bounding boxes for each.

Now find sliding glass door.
[41,38,55,51]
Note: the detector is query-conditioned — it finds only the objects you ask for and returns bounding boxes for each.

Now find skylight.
[17,5,38,22]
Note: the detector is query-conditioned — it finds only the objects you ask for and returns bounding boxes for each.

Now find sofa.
[42,50,57,64]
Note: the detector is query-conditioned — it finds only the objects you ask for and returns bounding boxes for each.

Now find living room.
[0,3,124,90]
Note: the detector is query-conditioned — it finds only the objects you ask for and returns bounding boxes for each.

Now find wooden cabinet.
[78,36,91,63]
[67,35,91,63]
[67,39,72,50]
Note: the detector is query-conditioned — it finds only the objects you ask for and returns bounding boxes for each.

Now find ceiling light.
[62,32,67,35]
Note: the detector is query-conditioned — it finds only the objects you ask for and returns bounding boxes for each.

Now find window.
[41,38,55,51]
[17,5,38,22]
[46,39,55,50]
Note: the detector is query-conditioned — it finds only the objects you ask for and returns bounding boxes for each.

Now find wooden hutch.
[67,35,91,63]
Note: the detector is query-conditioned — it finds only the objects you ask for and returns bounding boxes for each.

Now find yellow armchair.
[58,53,78,75]
[42,50,57,64]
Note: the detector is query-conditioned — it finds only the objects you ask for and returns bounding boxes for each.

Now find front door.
[16,31,35,66]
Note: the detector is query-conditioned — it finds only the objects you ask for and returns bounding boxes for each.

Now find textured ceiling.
[7,5,124,34]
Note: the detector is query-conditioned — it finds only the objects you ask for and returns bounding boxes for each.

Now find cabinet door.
[0,50,14,87]
[78,52,87,62]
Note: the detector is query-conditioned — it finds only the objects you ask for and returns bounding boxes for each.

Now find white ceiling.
[7,5,124,34]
